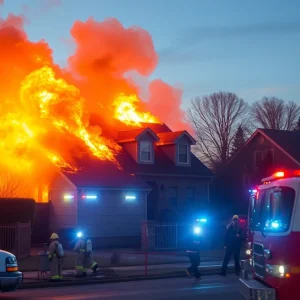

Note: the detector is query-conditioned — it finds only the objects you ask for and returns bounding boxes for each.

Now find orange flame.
[113,93,160,126]
[20,66,121,165]
[0,14,167,201]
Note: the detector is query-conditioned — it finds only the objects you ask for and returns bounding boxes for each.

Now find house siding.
[140,174,210,220]
[215,132,300,214]
[77,190,147,247]
[49,172,78,233]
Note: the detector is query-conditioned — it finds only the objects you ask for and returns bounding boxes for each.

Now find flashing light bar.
[274,171,285,178]
[262,170,300,183]
[271,222,280,229]
[64,194,74,200]
[125,195,136,201]
[82,195,97,199]
[197,218,207,223]
[249,189,258,194]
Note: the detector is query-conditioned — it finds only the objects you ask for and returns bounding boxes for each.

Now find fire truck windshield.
[250,186,295,233]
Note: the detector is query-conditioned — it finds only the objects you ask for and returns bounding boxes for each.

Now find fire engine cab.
[240,170,300,300]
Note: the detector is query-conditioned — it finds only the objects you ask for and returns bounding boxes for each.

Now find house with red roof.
[48,123,212,247]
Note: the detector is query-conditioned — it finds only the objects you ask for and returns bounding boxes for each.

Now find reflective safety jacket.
[48,240,61,260]
[73,239,86,253]
[73,238,93,254]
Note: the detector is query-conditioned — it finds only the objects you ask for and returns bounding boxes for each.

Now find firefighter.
[73,233,87,277]
[219,215,242,276]
[185,220,202,280]
[73,233,99,276]
[48,233,63,281]
[84,237,99,274]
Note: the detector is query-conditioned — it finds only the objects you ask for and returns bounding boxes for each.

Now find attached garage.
[48,155,150,248]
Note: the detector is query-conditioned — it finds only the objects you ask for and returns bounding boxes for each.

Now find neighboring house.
[48,122,212,247]
[215,129,300,214]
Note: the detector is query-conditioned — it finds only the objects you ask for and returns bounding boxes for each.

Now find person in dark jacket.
[219,215,243,276]
[185,220,202,280]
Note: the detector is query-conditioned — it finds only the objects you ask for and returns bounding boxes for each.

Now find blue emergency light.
[249,189,258,194]
[197,218,207,223]
[271,221,280,229]
[77,231,83,238]
[193,226,202,235]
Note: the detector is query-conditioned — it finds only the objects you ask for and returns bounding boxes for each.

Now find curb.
[18,257,225,273]
[18,266,234,290]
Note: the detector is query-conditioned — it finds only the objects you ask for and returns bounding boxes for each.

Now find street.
[6,275,244,300]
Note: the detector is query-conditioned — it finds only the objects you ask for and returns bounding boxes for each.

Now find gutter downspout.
[208,177,213,204]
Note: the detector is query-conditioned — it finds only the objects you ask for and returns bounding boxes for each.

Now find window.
[168,187,178,208]
[178,144,189,164]
[250,187,295,233]
[140,141,152,162]
[254,149,275,169]
[186,187,195,208]
[254,151,262,168]
[186,187,195,201]
[262,149,274,166]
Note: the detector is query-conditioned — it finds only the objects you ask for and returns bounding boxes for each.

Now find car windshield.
[250,186,295,233]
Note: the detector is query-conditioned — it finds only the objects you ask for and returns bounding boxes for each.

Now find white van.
[0,250,22,292]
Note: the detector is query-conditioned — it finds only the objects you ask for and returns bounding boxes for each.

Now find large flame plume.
[0,10,190,201]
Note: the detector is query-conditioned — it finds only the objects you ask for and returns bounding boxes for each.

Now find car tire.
[1,285,17,293]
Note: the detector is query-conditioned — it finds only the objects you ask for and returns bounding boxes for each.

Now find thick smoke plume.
[0,11,191,201]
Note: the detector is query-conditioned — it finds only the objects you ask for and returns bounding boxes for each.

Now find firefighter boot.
[92,264,99,274]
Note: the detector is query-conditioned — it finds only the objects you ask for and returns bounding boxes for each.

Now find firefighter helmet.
[232,215,239,220]
[50,233,59,240]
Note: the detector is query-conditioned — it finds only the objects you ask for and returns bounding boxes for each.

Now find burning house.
[48,122,212,247]
[0,13,212,247]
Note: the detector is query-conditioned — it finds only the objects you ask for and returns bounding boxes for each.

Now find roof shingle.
[62,122,213,188]
[63,152,150,189]
[157,131,185,143]
[116,128,147,141]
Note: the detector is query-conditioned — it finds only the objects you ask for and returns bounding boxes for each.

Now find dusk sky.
[1,0,300,109]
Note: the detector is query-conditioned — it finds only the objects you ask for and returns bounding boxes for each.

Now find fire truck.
[240,170,300,300]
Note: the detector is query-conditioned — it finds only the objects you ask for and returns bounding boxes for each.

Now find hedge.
[0,198,36,225]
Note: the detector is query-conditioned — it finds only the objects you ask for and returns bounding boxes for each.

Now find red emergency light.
[262,170,300,184]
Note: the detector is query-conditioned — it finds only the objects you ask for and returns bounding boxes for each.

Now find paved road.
[6,275,244,300]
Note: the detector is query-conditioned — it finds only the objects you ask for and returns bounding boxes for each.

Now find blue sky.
[1,0,300,109]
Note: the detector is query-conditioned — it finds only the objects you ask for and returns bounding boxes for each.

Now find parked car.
[0,250,22,292]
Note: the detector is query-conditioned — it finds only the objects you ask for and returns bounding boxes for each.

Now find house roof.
[61,122,213,188]
[227,128,300,169]
[123,148,213,177]
[256,129,300,165]
[116,128,159,143]
[140,123,172,134]
[63,153,151,190]
[157,130,196,145]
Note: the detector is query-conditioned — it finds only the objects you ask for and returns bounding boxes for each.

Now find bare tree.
[0,170,27,198]
[251,97,300,130]
[188,92,248,171]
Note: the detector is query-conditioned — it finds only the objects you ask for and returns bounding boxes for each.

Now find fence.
[154,223,189,250]
[142,220,228,251]
[0,222,31,259]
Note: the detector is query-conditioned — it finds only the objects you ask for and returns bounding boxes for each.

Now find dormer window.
[140,141,152,162]
[178,144,189,164]
[116,128,158,164]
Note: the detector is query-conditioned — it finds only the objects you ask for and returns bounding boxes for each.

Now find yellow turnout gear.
[48,240,63,280]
